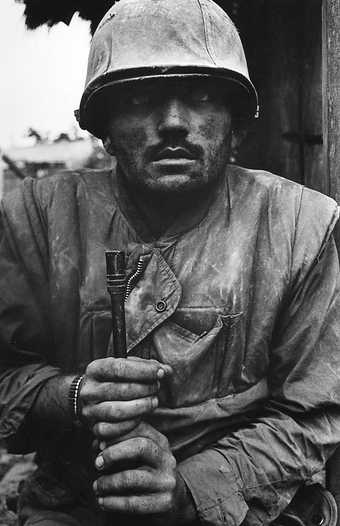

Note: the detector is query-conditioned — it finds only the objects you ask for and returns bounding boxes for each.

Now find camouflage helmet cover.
[77,0,259,138]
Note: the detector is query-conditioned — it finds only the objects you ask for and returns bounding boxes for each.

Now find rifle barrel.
[106,250,127,358]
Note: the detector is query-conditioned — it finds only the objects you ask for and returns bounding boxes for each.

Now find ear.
[229,127,248,164]
[102,136,115,155]
[231,128,247,150]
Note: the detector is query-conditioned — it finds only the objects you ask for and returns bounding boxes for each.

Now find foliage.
[15,0,115,34]
[15,0,238,34]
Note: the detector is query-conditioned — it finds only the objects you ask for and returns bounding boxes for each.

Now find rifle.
[105,250,127,358]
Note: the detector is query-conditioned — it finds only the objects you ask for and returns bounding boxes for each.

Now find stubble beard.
[117,138,231,203]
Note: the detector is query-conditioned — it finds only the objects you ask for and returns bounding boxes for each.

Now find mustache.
[146,141,203,162]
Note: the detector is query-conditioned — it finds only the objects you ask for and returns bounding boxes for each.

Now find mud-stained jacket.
[0,165,340,526]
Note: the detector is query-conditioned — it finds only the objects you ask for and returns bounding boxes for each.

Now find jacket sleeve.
[0,179,61,451]
[178,189,340,526]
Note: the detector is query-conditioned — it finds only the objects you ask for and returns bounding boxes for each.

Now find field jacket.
[0,165,340,526]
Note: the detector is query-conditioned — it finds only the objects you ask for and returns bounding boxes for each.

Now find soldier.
[1,0,340,525]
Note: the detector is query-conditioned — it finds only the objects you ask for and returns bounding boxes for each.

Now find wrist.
[68,374,86,424]
[67,375,85,421]
[31,375,77,430]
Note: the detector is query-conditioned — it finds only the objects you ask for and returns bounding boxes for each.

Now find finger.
[95,437,164,471]
[84,396,158,423]
[94,469,175,496]
[81,380,160,404]
[127,357,173,378]
[97,493,174,514]
[86,357,165,382]
[93,420,140,440]
[103,421,170,450]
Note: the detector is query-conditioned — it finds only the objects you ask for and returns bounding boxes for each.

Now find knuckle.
[168,474,177,491]
[149,359,162,371]
[159,434,170,449]
[163,492,174,511]
[138,437,150,455]
[167,454,177,471]
[160,472,176,491]
[93,422,107,437]
[112,404,123,420]
[101,383,112,401]
[120,470,131,489]
[85,362,95,376]
[119,383,130,399]
[96,477,104,493]
[149,382,159,395]
[147,396,155,409]
[140,396,156,414]
[101,449,112,465]
[81,405,92,421]
[113,358,125,376]
[92,422,100,435]
[97,476,110,495]
[104,357,116,376]
[123,496,134,513]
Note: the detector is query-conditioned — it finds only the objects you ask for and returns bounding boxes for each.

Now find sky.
[0,0,91,148]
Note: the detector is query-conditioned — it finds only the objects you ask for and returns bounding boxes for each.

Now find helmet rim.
[78,66,259,139]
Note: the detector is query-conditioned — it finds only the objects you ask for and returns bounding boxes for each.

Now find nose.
[157,97,189,138]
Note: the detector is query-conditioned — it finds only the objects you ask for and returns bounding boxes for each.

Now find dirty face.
[106,78,233,195]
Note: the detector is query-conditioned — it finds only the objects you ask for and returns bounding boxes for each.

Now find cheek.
[115,126,147,154]
[197,114,231,148]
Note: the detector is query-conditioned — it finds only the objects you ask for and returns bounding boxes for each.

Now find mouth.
[152,147,197,162]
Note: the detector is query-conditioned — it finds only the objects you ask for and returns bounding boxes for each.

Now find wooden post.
[323,2,340,514]
[322,0,340,247]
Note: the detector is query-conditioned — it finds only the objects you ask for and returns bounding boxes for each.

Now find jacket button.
[155,300,167,313]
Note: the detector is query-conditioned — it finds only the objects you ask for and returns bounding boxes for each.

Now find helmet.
[77,0,259,138]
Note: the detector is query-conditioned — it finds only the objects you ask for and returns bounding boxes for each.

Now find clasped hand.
[79,356,170,439]
[94,421,180,516]
[78,357,184,518]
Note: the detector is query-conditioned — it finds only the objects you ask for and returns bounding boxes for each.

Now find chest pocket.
[78,306,247,407]
[151,308,244,408]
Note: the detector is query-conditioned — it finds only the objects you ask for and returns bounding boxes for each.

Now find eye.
[129,93,151,106]
[190,89,212,103]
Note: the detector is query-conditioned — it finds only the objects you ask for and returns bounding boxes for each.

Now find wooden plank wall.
[229,0,340,242]
[239,0,302,183]
[322,3,340,506]
[303,1,324,193]
[322,0,340,246]
[236,0,325,193]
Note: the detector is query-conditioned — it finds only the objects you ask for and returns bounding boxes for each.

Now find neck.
[135,190,198,237]
[118,172,220,239]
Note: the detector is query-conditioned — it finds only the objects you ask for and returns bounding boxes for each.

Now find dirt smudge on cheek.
[197,115,232,158]
[112,125,149,171]
[116,126,148,152]
[200,112,232,136]
[198,115,219,140]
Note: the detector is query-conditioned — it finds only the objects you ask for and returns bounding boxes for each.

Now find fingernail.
[157,368,165,379]
[99,441,106,451]
[93,481,98,494]
[98,497,104,508]
[95,456,104,469]
[152,396,158,409]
